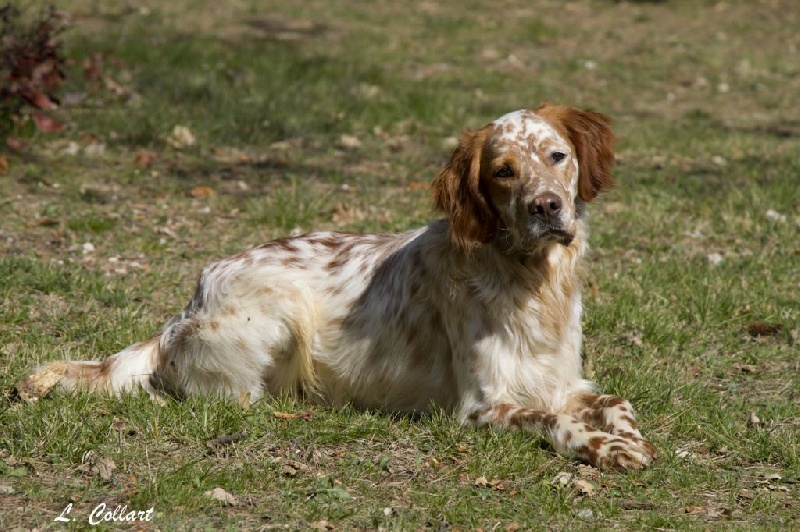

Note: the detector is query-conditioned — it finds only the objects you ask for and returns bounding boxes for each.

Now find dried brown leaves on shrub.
[1,3,69,135]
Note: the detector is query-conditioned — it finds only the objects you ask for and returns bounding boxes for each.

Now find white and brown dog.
[21,104,656,470]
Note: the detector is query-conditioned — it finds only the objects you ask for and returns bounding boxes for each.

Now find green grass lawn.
[1,0,798,528]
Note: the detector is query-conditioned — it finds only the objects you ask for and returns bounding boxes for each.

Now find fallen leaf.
[747,322,783,337]
[168,125,196,149]
[79,450,116,481]
[273,409,313,421]
[734,363,758,373]
[134,150,156,167]
[84,143,106,157]
[685,506,703,515]
[339,134,361,149]
[15,362,66,402]
[105,77,136,99]
[552,471,573,486]
[205,487,238,506]
[765,209,786,223]
[309,520,332,530]
[189,186,216,198]
[505,522,520,532]
[38,216,60,227]
[83,52,104,80]
[7,136,26,152]
[406,181,428,192]
[0,155,8,174]
[573,478,595,497]
[33,112,63,132]
[576,464,600,480]
[30,91,56,109]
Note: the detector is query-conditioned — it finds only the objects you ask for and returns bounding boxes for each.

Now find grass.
[1,0,799,528]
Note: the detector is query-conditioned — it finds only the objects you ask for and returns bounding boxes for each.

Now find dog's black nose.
[529,192,563,221]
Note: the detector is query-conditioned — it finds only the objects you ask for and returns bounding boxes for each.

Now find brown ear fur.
[536,104,616,202]
[431,129,497,251]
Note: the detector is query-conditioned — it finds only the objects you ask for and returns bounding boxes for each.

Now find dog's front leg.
[566,391,658,463]
[465,403,654,470]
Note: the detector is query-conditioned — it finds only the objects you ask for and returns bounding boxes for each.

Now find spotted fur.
[21,103,655,470]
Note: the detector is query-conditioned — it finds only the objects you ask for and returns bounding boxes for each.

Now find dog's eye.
[550,151,567,164]
[494,166,514,179]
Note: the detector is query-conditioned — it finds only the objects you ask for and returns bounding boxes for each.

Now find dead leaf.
[204,487,238,506]
[83,52,104,80]
[552,471,573,486]
[0,155,8,174]
[272,409,313,421]
[339,134,361,149]
[310,520,332,530]
[406,181,428,192]
[79,450,116,481]
[30,91,55,109]
[7,136,26,152]
[747,322,783,337]
[38,216,60,227]
[189,186,216,198]
[505,522,520,532]
[168,125,196,149]
[33,112,63,133]
[15,362,66,402]
[748,411,763,427]
[105,77,135,99]
[134,150,156,167]
[734,363,758,373]
[685,506,703,515]
[573,478,595,497]
[576,464,600,480]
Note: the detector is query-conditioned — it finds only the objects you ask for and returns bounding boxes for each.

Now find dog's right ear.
[431,129,497,252]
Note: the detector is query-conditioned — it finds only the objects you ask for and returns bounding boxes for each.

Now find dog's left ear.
[537,104,616,202]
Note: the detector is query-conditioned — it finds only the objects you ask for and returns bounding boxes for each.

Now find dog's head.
[432,104,615,254]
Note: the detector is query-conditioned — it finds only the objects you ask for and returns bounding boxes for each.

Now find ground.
[0,0,798,529]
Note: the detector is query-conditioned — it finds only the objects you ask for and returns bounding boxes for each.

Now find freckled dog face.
[482,110,581,251]
[432,104,615,254]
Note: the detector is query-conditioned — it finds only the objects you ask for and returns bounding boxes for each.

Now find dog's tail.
[17,337,160,400]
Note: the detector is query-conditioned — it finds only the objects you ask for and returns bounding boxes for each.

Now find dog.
[20,103,656,470]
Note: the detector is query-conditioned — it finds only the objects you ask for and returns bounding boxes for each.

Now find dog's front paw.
[581,434,657,471]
